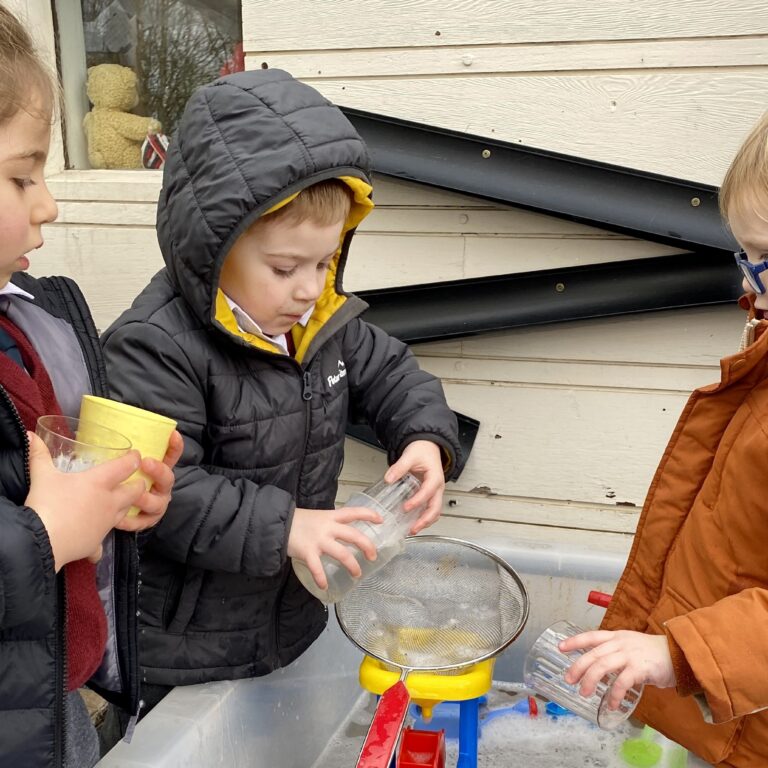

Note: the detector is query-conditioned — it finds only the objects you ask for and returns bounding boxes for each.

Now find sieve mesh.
[335,536,528,672]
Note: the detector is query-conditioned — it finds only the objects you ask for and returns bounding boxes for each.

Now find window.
[55,0,242,169]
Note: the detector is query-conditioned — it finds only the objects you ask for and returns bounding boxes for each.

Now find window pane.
[80,0,242,157]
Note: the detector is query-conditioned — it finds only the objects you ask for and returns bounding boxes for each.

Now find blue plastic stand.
[456,698,480,768]
[407,698,482,768]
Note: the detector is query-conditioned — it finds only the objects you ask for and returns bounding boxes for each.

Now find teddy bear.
[83,63,162,170]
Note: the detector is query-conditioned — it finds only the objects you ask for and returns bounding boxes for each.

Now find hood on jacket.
[157,69,374,359]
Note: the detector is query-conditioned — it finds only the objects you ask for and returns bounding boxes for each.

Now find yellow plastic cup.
[79,395,177,516]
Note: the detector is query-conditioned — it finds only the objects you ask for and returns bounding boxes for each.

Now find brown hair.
[0,4,57,124]
[261,179,354,228]
[720,112,768,222]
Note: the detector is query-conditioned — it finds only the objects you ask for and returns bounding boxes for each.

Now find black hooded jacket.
[0,273,140,767]
[101,69,460,686]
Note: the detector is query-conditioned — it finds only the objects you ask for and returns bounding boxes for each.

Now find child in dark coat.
[0,7,181,765]
[101,69,461,723]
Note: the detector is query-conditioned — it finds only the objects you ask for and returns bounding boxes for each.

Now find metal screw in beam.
[482,149,491,159]
[555,282,566,292]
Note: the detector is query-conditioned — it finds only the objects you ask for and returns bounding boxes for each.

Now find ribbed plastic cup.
[293,473,423,603]
[523,619,643,730]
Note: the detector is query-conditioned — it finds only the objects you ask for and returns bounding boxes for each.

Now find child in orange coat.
[561,112,768,767]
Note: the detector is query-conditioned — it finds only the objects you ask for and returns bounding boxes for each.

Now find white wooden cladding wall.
[23,1,760,547]
[43,173,688,327]
[236,0,758,543]
[243,0,768,186]
[36,172,745,544]
[341,304,742,541]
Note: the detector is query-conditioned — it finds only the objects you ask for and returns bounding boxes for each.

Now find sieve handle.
[355,679,411,768]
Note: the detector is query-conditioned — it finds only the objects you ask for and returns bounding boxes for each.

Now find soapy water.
[477,714,631,768]
[311,684,710,768]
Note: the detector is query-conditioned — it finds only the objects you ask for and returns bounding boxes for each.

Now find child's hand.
[385,440,445,534]
[115,430,184,533]
[287,506,383,590]
[560,630,677,709]
[24,432,146,572]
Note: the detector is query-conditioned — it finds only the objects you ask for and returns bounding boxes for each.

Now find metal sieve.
[335,535,529,768]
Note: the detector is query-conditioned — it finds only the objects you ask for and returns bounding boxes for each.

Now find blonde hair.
[0,4,57,124]
[262,179,353,227]
[720,112,768,222]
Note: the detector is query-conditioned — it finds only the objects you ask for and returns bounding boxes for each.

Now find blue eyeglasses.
[734,250,768,295]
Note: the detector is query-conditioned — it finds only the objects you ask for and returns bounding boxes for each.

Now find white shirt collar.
[0,281,34,300]
[222,294,313,354]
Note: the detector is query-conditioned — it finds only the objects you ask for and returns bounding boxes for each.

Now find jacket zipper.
[115,525,141,720]
[0,385,30,487]
[296,368,314,495]
[0,384,66,767]
[271,366,315,663]
[56,569,67,768]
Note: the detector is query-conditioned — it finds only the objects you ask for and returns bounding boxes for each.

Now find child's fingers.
[303,554,328,590]
[564,657,588,686]
[140,456,174,495]
[403,468,441,511]
[424,487,444,522]
[124,489,166,520]
[384,456,409,484]
[403,486,430,512]
[559,630,613,654]
[113,477,147,513]
[162,430,184,469]
[563,637,617,683]
[332,524,378,562]
[334,506,382,526]
[323,540,364,577]
[577,651,626,698]
[410,491,444,533]
[91,450,142,487]
[115,515,144,533]
[114,508,162,532]
[606,668,638,710]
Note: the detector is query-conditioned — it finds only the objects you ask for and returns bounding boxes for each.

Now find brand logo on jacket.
[327,359,347,388]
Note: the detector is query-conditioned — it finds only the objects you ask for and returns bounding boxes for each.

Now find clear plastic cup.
[292,473,424,603]
[523,619,643,730]
[36,415,132,473]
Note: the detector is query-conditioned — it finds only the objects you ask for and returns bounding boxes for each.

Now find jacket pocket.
[164,567,205,635]
[636,686,743,765]
[645,591,743,764]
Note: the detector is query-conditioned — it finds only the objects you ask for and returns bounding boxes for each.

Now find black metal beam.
[357,252,742,344]
[341,107,737,255]
[339,111,741,471]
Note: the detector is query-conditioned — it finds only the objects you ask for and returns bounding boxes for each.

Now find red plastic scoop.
[356,681,411,768]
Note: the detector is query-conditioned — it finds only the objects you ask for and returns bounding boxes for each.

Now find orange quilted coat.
[602,310,768,767]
